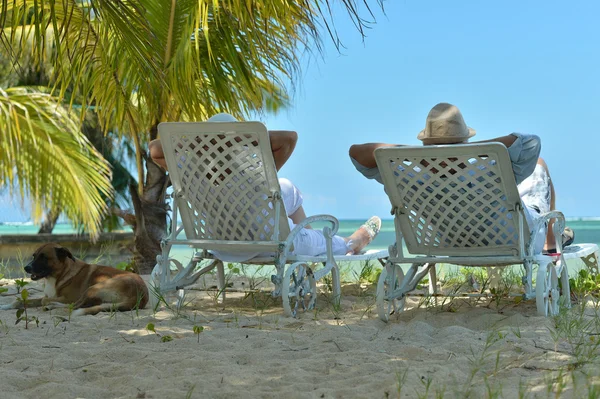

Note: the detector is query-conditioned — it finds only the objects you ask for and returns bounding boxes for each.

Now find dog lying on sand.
[0,243,148,316]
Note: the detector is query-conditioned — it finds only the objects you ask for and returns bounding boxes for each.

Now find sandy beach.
[1,271,599,399]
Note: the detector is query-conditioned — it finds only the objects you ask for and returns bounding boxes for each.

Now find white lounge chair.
[150,121,387,316]
[373,143,571,321]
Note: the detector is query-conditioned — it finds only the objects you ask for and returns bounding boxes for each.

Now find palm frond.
[0,87,113,238]
[1,0,383,127]
[0,0,384,203]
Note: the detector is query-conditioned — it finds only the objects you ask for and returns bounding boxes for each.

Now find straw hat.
[417,103,476,144]
[207,113,238,122]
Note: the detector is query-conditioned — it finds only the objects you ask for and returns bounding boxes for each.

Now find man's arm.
[472,134,518,148]
[149,130,298,172]
[269,130,297,171]
[349,143,399,168]
[149,139,167,169]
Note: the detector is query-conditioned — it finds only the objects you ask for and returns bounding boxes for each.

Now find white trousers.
[212,178,349,262]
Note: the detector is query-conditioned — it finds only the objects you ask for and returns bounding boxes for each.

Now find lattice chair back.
[158,122,291,249]
[375,143,529,257]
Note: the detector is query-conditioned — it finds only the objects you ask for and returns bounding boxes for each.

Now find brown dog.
[0,243,148,316]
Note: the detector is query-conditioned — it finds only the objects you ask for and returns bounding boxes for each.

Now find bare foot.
[345,216,382,254]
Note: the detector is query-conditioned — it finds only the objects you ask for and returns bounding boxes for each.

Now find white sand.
[0,274,597,399]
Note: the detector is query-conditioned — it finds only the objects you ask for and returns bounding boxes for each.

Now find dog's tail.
[71,303,132,316]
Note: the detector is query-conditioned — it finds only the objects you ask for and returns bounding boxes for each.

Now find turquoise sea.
[2,219,600,279]
[2,218,600,250]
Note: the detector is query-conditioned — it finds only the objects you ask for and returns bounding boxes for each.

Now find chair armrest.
[289,214,340,236]
[528,210,566,255]
[285,215,340,248]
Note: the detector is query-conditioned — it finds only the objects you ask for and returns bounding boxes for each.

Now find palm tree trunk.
[129,153,170,274]
[116,123,169,274]
[37,208,60,234]
[129,164,169,273]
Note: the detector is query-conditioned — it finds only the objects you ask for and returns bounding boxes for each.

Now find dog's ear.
[55,246,74,261]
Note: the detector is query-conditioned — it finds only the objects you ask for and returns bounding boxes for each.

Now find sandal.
[362,216,382,241]
[346,216,382,255]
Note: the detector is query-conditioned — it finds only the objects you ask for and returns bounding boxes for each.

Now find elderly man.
[349,103,573,254]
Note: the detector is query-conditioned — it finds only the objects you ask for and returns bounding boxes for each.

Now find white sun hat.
[207,113,238,122]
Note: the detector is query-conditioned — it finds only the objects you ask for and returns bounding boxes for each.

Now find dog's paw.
[71,308,86,317]
[42,302,68,311]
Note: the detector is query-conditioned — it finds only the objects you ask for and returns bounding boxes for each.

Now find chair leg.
[560,261,571,309]
[428,264,438,306]
[536,260,559,316]
[270,256,287,298]
[149,252,172,311]
[376,262,406,322]
[522,260,534,300]
[282,262,312,317]
[331,262,341,307]
[215,260,226,304]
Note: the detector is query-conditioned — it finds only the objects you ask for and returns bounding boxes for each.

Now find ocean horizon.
[2,219,600,252]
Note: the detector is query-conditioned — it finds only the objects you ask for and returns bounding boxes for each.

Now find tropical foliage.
[0,86,113,237]
[1,0,382,271]
[0,26,121,237]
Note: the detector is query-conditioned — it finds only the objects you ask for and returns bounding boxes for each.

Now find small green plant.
[569,269,600,301]
[15,249,27,277]
[396,368,409,398]
[129,288,146,322]
[193,325,204,343]
[227,263,240,275]
[92,241,118,265]
[0,259,7,277]
[116,259,137,273]
[336,262,354,284]
[149,284,167,313]
[511,325,522,339]
[108,299,119,321]
[321,292,342,321]
[53,316,68,327]
[483,375,503,399]
[0,272,7,293]
[15,289,38,329]
[518,379,530,399]
[322,274,333,293]
[66,303,76,323]
[207,263,239,307]
[416,375,433,399]
[146,322,157,334]
[240,264,267,293]
[355,260,379,285]
[185,384,196,399]
[146,322,173,342]
[14,279,29,294]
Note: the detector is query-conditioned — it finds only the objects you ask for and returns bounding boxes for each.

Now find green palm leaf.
[0,87,113,237]
[0,0,383,269]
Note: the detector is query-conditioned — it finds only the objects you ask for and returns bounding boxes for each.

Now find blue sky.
[1,0,599,223]
[258,0,600,220]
